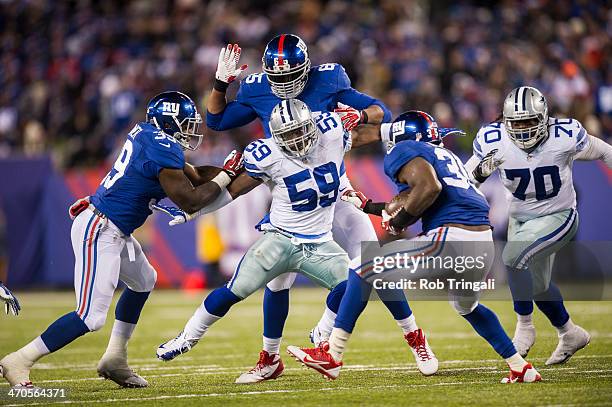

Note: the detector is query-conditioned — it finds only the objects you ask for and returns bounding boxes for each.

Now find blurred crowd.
[0,0,609,167]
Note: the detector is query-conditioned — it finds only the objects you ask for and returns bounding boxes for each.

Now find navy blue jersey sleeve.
[383,141,430,181]
[206,80,258,131]
[142,130,185,177]
[334,65,392,122]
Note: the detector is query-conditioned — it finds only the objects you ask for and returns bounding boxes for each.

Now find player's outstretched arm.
[350,124,383,149]
[159,168,227,214]
[389,158,442,229]
[575,135,612,168]
[183,164,223,186]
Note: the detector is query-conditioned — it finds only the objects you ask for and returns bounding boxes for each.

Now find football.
[385,189,411,216]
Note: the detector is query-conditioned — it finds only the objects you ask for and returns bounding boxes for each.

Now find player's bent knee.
[451,298,479,315]
[266,273,297,292]
[82,313,107,332]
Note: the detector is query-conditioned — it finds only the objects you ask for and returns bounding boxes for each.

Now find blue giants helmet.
[146,91,203,150]
[262,34,310,99]
[387,110,465,147]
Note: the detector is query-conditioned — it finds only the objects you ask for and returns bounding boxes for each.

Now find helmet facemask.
[271,118,317,158]
[504,114,547,150]
[263,59,310,99]
[154,112,204,151]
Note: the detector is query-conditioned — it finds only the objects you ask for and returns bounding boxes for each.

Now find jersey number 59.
[283,162,340,211]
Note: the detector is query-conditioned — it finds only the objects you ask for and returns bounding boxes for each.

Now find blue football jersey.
[383,140,490,232]
[206,63,390,136]
[91,122,185,235]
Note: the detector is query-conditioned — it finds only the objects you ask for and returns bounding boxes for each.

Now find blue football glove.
[0,282,21,316]
[150,202,188,226]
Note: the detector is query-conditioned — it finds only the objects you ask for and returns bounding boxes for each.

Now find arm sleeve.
[574,135,612,168]
[187,188,233,219]
[464,154,483,186]
[206,100,258,131]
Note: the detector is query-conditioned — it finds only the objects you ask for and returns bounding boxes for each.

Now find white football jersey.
[473,117,588,221]
[243,112,351,242]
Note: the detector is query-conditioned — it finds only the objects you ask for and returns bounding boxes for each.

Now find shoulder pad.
[548,117,587,150]
[142,126,184,170]
[243,138,279,178]
[237,73,269,100]
[473,122,503,159]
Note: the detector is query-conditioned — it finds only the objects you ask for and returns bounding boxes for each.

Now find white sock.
[556,319,575,336]
[328,328,351,362]
[262,336,281,355]
[396,314,418,334]
[184,303,221,339]
[19,337,49,365]
[505,352,528,371]
[103,320,136,359]
[517,313,534,327]
[315,307,337,340]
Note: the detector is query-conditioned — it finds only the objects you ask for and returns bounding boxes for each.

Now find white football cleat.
[0,351,34,387]
[157,331,199,361]
[546,325,591,365]
[235,350,284,384]
[501,363,542,383]
[512,323,536,357]
[404,328,438,376]
[97,355,148,388]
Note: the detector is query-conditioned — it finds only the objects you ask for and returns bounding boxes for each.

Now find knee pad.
[266,273,297,292]
[451,298,479,316]
[83,312,107,332]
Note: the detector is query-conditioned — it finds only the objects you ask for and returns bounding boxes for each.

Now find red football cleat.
[501,363,542,383]
[235,350,284,384]
[287,341,343,380]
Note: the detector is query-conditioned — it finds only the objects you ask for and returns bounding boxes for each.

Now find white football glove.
[473,149,504,182]
[215,44,248,84]
[150,201,191,226]
[381,210,403,236]
[340,189,369,210]
[0,282,21,316]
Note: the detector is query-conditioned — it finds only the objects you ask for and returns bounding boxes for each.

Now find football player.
[466,86,612,364]
[0,281,20,316]
[0,91,244,389]
[157,100,396,377]
[206,36,427,382]
[288,111,542,384]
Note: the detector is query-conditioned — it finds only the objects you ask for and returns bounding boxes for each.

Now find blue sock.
[507,266,535,315]
[40,312,90,353]
[534,283,569,327]
[263,288,289,339]
[334,269,371,333]
[462,304,516,358]
[326,280,347,313]
[377,288,412,320]
[204,286,242,317]
[115,288,150,324]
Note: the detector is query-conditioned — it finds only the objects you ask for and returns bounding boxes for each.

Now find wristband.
[360,110,369,125]
[389,208,418,229]
[472,168,488,184]
[211,171,231,188]
[213,79,230,93]
[363,200,386,216]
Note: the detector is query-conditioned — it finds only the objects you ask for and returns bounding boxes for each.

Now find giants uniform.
[355,140,495,314]
[472,118,586,289]
[226,112,350,299]
[208,64,388,290]
[74,122,182,330]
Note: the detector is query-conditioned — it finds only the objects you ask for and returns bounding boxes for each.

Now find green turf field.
[1,289,611,406]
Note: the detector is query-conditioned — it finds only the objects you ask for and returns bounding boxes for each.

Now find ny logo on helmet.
[392,121,405,137]
[161,102,180,116]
